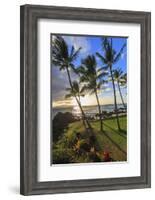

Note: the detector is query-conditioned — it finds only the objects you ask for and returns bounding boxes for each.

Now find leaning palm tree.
[96,38,126,130]
[113,68,126,109]
[65,81,87,129]
[78,55,107,131]
[52,36,92,130]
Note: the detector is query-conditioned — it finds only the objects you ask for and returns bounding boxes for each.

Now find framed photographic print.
[20,5,151,195]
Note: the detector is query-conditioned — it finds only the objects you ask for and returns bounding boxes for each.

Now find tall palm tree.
[113,68,126,109]
[52,36,92,130]
[78,55,107,131]
[65,81,87,129]
[96,37,126,130]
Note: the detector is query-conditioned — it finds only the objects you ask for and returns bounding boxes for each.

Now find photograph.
[51,34,127,164]
[20,5,151,195]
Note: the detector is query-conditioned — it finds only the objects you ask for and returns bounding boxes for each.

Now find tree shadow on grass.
[101,130,127,156]
[103,122,127,139]
[119,129,127,135]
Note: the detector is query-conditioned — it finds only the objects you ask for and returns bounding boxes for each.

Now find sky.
[51,34,127,108]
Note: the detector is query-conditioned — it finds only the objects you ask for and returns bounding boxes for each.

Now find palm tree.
[113,68,126,109]
[65,81,85,101]
[65,81,87,129]
[78,55,107,131]
[96,37,126,130]
[52,36,92,130]
[120,73,127,87]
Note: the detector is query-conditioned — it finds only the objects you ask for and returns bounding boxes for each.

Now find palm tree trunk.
[78,96,87,130]
[75,96,91,130]
[117,80,126,109]
[110,66,121,130]
[66,67,92,130]
[95,90,103,131]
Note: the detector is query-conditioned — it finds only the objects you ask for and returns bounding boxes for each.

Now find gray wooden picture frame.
[20,4,151,195]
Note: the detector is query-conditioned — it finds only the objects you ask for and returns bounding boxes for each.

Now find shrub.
[53,112,76,142]
[52,148,74,164]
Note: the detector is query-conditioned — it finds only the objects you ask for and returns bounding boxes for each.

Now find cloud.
[63,36,91,56]
[121,51,127,60]
[53,99,73,107]
[104,87,112,92]
[52,66,79,102]
[99,83,112,92]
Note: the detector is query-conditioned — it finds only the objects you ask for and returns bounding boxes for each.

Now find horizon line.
[53,102,127,109]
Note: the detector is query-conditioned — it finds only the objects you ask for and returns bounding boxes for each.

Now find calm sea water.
[52,104,126,119]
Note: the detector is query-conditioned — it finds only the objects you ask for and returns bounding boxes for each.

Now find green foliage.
[52,116,127,164]
[65,81,85,100]
[52,36,81,71]
[52,112,76,142]
[53,148,74,164]
[78,55,107,94]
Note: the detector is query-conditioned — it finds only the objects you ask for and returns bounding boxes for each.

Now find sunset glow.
[53,93,126,108]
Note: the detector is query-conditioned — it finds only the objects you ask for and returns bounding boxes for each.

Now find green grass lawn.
[53,116,127,164]
[91,116,127,161]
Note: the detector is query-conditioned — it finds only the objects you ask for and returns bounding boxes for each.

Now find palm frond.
[66,87,72,92]
[52,36,81,73]
[101,37,110,52]
[52,36,69,68]
[97,71,108,80]
[70,47,82,62]
[81,84,94,95]
[69,64,79,74]
[69,46,75,58]
[96,52,107,64]
[100,37,118,64]
[65,94,72,99]
[113,68,124,82]
[77,65,86,75]
[113,43,126,64]
[97,65,109,72]
[81,56,96,76]
[97,81,102,89]
[72,81,79,92]
[79,86,86,96]
[120,73,127,86]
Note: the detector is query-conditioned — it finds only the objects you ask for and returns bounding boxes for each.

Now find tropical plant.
[78,55,107,131]
[65,81,85,101]
[52,35,92,130]
[96,37,126,130]
[113,68,127,109]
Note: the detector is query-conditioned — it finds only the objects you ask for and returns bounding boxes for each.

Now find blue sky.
[52,35,127,107]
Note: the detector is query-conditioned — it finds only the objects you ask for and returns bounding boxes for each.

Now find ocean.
[52,104,126,119]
